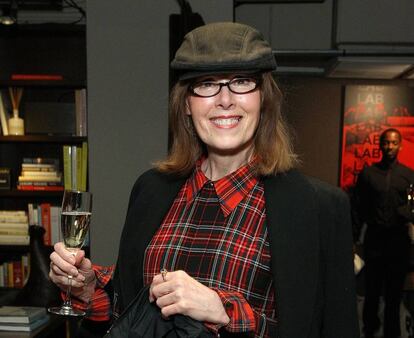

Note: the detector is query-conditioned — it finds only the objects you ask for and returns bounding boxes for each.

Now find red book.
[17,185,64,191]
[40,203,51,245]
[12,261,23,288]
[11,74,64,81]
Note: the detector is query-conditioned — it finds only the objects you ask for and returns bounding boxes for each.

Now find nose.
[215,84,235,109]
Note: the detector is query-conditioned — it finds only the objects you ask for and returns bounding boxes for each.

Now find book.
[0,307,46,325]
[21,255,29,285]
[22,158,59,165]
[50,206,61,245]
[71,145,77,190]
[21,164,57,171]
[0,315,49,332]
[81,142,88,191]
[40,203,51,245]
[0,221,28,228]
[18,176,61,183]
[16,185,64,191]
[0,264,4,287]
[0,215,28,223]
[63,145,72,190]
[0,92,8,136]
[21,171,60,177]
[12,261,23,288]
[0,235,30,245]
[0,211,26,215]
[0,228,28,236]
[75,88,87,136]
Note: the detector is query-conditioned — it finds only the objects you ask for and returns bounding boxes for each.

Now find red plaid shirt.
[74,160,277,336]
[144,160,276,336]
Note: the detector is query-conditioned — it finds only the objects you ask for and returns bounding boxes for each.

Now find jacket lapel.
[264,171,319,338]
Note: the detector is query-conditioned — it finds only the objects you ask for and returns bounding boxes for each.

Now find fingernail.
[71,269,78,276]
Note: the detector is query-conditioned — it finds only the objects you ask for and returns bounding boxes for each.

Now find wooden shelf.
[0,135,87,143]
[0,245,29,252]
[0,190,63,198]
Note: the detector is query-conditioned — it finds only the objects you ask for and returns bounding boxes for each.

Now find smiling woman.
[49,22,359,338]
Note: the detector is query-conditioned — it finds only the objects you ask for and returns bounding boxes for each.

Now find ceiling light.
[0,0,17,25]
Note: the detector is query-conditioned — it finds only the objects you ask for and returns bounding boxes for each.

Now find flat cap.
[171,22,276,80]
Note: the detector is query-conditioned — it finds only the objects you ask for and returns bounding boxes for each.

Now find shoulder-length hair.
[155,72,298,176]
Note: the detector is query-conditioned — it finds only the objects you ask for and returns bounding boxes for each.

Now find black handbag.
[104,285,214,338]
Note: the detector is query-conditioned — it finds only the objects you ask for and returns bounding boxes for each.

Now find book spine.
[63,145,72,190]
[0,235,30,245]
[7,262,13,287]
[0,264,4,287]
[75,88,87,136]
[13,261,23,288]
[21,254,29,286]
[0,92,9,136]
[0,228,28,236]
[17,185,64,191]
[40,203,51,246]
[76,146,82,190]
[0,216,28,223]
[71,145,77,190]
[18,176,62,182]
[81,142,88,191]
[22,158,59,165]
[50,206,61,245]
[0,223,29,231]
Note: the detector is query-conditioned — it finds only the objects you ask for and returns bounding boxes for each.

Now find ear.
[185,99,192,116]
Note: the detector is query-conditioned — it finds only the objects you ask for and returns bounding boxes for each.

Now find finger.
[50,261,86,284]
[50,251,78,277]
[152,273,166,286]
[77,256,92,270]
[51,244,76,265]
[74,250,86,266]
[155,290,177,309]
[160,303,182,318]
[152,280,174,301]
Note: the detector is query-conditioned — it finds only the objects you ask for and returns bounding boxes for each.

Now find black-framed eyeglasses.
[189,77,261,98]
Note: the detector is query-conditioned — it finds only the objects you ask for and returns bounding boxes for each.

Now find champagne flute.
[48,190,92,316]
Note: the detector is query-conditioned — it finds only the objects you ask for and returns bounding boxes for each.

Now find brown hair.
[155,72,298,176]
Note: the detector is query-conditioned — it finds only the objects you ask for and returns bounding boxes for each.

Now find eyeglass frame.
[188,76,262,98]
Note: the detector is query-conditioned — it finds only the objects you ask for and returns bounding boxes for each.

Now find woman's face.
[186,74,261,156]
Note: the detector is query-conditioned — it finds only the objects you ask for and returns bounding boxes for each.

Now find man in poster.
[353,128,414,338]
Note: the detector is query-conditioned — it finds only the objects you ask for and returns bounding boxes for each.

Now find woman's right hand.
[49,242,97,303]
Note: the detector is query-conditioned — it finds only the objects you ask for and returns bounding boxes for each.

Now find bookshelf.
[0,24,87,302]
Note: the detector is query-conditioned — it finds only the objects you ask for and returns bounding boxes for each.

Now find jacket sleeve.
[319,186,360,338]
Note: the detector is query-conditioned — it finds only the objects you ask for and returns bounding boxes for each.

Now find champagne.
[61,211,91,250]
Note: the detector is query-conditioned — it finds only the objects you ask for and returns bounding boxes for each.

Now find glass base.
[48,305,85,317]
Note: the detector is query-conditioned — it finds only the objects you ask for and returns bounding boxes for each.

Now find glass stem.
[63,275,73,308]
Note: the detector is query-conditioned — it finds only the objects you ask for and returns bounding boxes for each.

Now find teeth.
[212,118,240,126]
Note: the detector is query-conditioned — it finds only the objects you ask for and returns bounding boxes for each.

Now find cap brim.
[177,69,271,81]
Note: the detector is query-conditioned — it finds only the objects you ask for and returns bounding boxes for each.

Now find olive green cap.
[171,22,276,81]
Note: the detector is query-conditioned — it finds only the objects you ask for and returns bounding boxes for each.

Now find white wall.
[87,0,232,265]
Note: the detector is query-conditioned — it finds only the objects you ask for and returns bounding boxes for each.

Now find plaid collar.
[186,158,259,217]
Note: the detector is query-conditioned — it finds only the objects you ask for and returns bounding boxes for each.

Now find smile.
[210,116,242,128]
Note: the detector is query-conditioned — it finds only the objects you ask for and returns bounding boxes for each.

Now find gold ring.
[161,268,168,282]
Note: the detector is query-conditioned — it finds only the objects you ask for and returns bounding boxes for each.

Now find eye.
[195,81,216,89]
[232,78,252,86]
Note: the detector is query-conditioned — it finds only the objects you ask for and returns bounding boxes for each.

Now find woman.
[50,22,359,338]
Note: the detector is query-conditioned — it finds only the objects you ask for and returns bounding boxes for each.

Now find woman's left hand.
[149,270,230,325]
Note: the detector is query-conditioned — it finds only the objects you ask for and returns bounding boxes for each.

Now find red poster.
[340,85,414,191]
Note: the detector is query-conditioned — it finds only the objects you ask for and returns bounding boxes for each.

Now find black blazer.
[112,169,359,338]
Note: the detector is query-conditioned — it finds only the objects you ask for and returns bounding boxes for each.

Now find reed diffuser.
[8,87,24,135]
